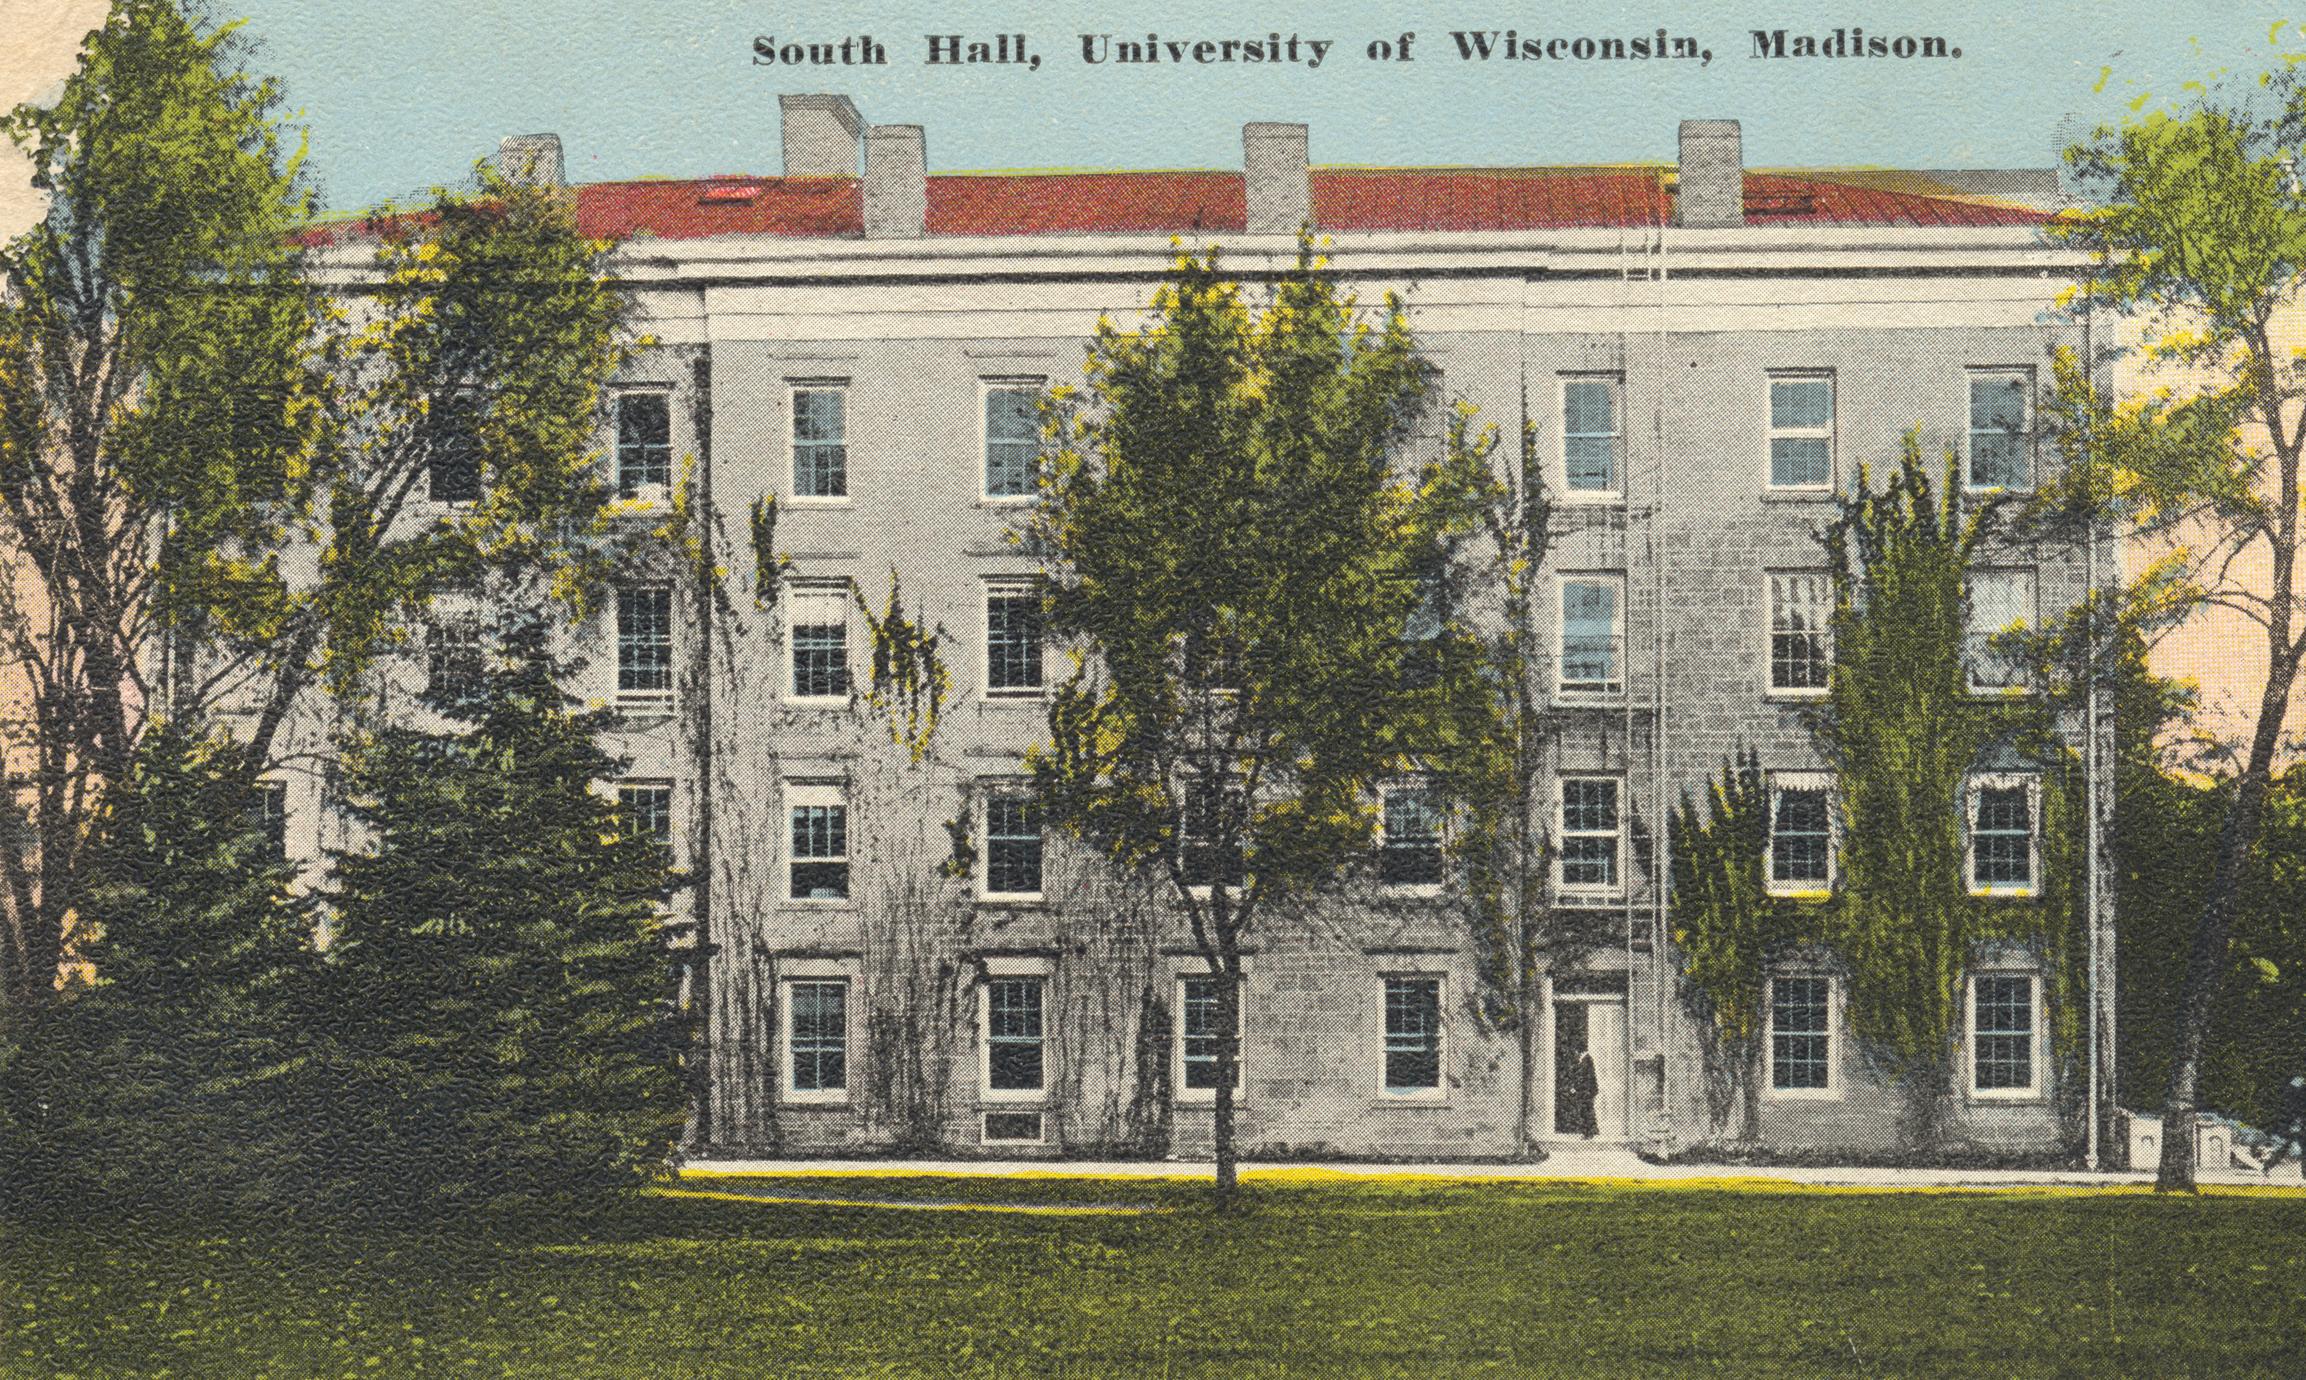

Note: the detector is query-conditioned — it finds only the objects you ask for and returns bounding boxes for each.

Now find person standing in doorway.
[1568,1049,1601,1138]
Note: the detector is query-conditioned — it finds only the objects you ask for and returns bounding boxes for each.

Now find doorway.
[1550,995,1627,1140]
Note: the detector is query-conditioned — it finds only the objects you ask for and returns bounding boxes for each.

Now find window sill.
[615,698,676,721]
[1766,887,1834,903]
[982,691,1047,705]
[1557,491,1625,507]
[779,898,856,911]
[1968,887,2038,902]
[978,1091,1050,1106]
[1762,488,1836,503]
[1174,1091,1246,1107]
[977,894,1046,909]
[785,496,853,509]
[1553,691,1627,708]
[1381,884,1448,900]
[781,1092,851,1108]
[1763,1086,1843,1103]
[1763,689,1830,704]
[1555,889,1626,907]
[1965,1087,2046,1104]
[784,696,854,710]
[977,495,1038,509]
[1372,1092,1451,1107]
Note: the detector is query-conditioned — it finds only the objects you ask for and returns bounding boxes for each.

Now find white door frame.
[1541,977,1631,1141]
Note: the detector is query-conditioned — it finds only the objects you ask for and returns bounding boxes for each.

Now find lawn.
[6,1174,2302,1378]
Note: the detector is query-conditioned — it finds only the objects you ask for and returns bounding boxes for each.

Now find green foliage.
[320,623,684,1215]
[1,728,316,1218]
[855,571,952,765]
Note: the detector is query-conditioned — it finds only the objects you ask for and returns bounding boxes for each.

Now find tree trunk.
[1212,962,1240,1209]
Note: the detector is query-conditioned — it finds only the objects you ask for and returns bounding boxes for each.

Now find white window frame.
[1558,374,1624,502]
[1765,771,1836,899]
[979,784,1045,902]
[613,386,674,503]
[1379,780,1447,895]
[1965,772,2041,899]
[251,778,289,865]
[1377,972,1449,1101]
[613,584,675,716]
[784,780,851,906]
[1174,968,1246,1103]
[979,956,1052,1103]
[1764,570,1832,699]
[981,578,1045,699]
[780,960,853,1105]
[1555,775,1624,900]
[1555,572,1625,701]
[1764,972,1841,1100]
[1765,372,1835,493]
[1963,368,2035,494]
[1965,567,2037,696]
[785,578,854,706]
[980,377,1045,504]
[1178,777,1245,896]
[787,380,850,504]
[616,777,677,853]
[1965,969,2044,1100]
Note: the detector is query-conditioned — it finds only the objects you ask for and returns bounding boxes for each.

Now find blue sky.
[224,0,2302,210]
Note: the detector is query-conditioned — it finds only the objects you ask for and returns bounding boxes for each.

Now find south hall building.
[301,99,2116,1163]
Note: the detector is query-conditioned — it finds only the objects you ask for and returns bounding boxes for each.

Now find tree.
[0,0,631,1009]
[1028,244,1489,1203]
[320,621,684,1215]
[2050,70,2306,1189]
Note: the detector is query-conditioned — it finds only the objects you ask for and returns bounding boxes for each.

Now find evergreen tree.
[322,622,683,1214]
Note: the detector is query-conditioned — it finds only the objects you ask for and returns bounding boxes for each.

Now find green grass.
[7,1176,2302,1378]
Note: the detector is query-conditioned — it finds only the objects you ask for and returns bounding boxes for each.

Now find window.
[249,781,287,864]
[618,779,674,849]
[1557,777,1622,896]
[1178,973,1243,1097]
[983,381,1042,500]
[616,586,673,711]
[1966,370,2033,492]
[784,978,849,1099]
[1965,568,2036,693]
[1561,376,1622,497]
[1769,975,1835,1094]
[1767,572,1831,695]
[1969,973,2039,1095]
[427,390,482,503]
[1767,774,1833,896]
[1557,575,1623,697]
[1968,775,2037,896]
[615,390,673,499]
[1381,975,1444,1095]
[786,783,849,902]
[790,384,847,499]
[982,790,1043,900]
[1381,784,1444,888]
[983,977,1046,1097]
[1767,374,1834,490]
[425,611,484,703]
[984,581,1044,696]
[787,581,851,702]
[1180,780,1245,889]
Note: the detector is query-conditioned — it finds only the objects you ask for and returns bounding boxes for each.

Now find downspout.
[2082,300,2102,1171]
[1651,202,1673,1150]
[688,348,718,1151]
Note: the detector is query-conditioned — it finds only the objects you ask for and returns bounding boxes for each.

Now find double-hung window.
[1966,370,2033,492]
[1969,972,2040,1096]
[425,610,484,704]
[784,977,849,1100]
[1967,774,2038,897]
[982,789,1044,900]
[1558,575,1623,698]
[983,976,1047,1098]
[790,384,848,500]
[427,389,483,504]
[1561,376,1622,497]
[249,781,288,864]
[1965,568,2036,693]
[1381,975,1445,1096]
[984,580,1043,696]
[618,779,674,850]
[615,586,674,713]
[1178,973,1244,1097]
[786,782,850,902]
[1180,779,1245,889]
[615,390,673,499]
[1769,975,1835,1094]
[1557,777,1622,897]
[787,581,852,702]
[982,381,1042,500]
[1767,374,1834,490]
[1766,571,1831,695]
[1767,773,1834,897]
[1381,784,1445,889]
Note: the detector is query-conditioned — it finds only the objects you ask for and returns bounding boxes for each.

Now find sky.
[161,0,2306,211]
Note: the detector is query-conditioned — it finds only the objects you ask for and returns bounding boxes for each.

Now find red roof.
[306,167,2055,246]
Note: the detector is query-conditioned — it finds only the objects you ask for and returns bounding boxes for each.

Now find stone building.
[301,99,2117,1162]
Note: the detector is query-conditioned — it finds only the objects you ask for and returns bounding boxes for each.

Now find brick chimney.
[863,124,927,238]
[781,93,864,177]
[1244,122,1311,235]
[1676,120,1743,228]
[496,134,563,187]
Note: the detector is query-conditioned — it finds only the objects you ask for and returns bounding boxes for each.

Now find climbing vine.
[854,571,952,765]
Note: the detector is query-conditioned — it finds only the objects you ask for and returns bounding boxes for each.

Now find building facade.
[301,100,2116,1162]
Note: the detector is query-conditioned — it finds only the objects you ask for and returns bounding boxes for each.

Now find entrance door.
[1552,997,1628,1139]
